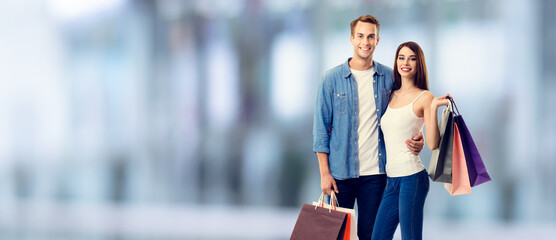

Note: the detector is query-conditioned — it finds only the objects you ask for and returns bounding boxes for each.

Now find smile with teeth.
[401,67,412,72]
[360,47,370,51]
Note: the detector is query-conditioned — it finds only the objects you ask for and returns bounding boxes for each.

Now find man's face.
[350,21,380,61]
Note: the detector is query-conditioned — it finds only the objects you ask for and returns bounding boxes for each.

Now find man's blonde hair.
[350,15,380,36]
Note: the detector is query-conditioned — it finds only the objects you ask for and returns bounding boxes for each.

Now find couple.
[313,15,451,240]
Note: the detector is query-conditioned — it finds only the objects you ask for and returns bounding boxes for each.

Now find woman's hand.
[431,94,452,109]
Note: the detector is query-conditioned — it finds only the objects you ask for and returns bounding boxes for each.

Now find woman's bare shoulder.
[416,90,434,107]
[421,90,434,100]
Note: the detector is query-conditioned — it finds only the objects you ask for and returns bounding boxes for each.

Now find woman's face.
[397,46,417,79]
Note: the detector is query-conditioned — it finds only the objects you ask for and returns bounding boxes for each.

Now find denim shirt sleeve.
[313,75,333,153]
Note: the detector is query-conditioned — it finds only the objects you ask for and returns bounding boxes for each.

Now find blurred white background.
[0,0,555,239]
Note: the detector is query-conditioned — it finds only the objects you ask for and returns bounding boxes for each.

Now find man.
[313,15,424,240]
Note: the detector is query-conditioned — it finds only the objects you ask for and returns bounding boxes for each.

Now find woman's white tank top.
[380,90,427,177]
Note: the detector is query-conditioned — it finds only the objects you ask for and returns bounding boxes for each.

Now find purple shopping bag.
[451,99,491,187]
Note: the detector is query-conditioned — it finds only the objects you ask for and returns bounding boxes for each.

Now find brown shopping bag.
[444,123,472,195]
[313,193,356,240]
[291,193,347,240]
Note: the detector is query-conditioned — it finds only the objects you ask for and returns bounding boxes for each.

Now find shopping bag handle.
[316,193,325,208]
[330,192,339,209]
[446,96,460,116]
[316,192,339,213]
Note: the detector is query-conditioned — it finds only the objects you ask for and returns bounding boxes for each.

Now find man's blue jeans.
[332,174,387,240]
[371,169,429,240]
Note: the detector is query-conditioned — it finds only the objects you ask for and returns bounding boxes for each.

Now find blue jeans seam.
[410,174,419,239]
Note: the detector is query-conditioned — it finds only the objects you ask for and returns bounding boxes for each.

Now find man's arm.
[313,78,333,153]
[314,76,337,195]
[317,152,338,195]
[405,133,425,155]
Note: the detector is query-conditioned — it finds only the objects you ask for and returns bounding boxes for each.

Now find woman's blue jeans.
[371,169,429,240]
[332,174,387,240]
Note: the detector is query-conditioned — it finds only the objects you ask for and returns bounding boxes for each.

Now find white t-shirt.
[350,67,381,176]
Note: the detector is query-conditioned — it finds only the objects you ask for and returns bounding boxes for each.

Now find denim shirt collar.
[342,58,385,79]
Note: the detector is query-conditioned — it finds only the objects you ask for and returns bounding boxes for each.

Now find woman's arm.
[423,93,451,150]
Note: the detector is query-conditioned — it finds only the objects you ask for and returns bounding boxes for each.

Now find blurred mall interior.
[0,0,555,239]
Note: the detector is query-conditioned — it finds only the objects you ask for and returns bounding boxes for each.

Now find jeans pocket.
[334,91,347,114]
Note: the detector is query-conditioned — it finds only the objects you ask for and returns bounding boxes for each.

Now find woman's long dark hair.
[393,41,429,91]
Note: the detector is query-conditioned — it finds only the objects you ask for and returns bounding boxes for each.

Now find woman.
[371,41,450,240]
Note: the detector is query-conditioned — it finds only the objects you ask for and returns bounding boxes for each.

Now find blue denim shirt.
[313,58,394,180]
